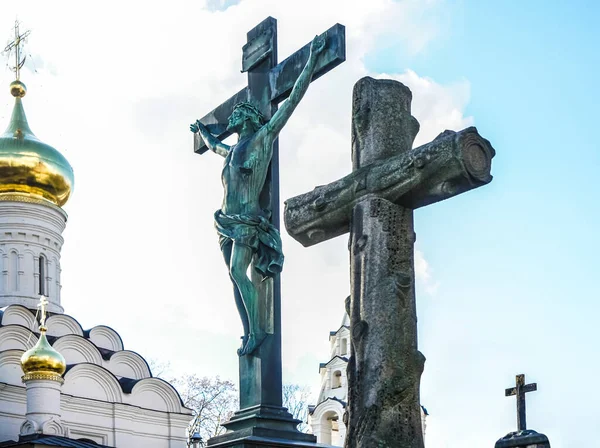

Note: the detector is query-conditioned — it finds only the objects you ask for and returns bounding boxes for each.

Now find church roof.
[318,355,349,371]
[0,435,112,447]
[328,325,349,340]
[0,304,191,413]
[341,311,349,327]
[308,396,347,415]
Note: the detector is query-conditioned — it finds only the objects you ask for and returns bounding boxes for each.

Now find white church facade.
[0,35,192,447]
[308,312,429,446]
[307,314,350,446]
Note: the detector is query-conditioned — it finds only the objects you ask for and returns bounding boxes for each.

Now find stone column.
[346,198,425,448]
[345,77,424,448]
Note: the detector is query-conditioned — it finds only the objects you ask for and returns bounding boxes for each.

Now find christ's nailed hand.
[190,120,204,134]
[310,34,326,57]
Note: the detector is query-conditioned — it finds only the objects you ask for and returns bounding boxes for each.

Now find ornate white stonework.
[0,64,193,446]
[308,312,429,446]
[0,305,192,446]
[20,378,67,437]
[308,313,350,446]
[0,199,67,314]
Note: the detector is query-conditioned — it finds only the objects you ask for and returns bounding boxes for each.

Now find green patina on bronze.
[191,35,326,356]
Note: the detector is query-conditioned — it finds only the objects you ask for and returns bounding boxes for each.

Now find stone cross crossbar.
[285,126,495,247]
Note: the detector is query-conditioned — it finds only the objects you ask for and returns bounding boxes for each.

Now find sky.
[1,0,599,446]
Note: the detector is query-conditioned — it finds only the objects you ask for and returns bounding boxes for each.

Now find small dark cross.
[505,373,537,431]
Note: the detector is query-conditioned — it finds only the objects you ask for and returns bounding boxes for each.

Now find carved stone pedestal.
[207,336,320,448]
[495,430,551,448]
[207,404,318,448]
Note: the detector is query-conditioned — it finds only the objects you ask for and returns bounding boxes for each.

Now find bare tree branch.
[174,374,238,441]
[283,383,312,433]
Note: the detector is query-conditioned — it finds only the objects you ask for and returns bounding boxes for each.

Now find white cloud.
[415,248,439,295]
[377,69,474,146]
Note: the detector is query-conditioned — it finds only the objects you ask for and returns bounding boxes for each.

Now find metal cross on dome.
[3,20,31,81]
[38,295,49,328]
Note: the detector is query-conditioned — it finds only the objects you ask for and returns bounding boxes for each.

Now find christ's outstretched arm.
[190,120,230,158]
[266,35,326,136]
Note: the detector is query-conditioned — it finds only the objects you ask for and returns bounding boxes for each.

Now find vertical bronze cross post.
[285,77,496,447]
[505,374,538,432]
[193,17,345,447]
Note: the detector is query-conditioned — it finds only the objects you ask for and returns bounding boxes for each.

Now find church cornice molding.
[45,314,84,338]
[0,381,27,402]
[0,222,65,244]
[59,392,191,421]
[63,362,124,403]
[319,355,349,371]
[0,203,68,233]
[107,350,151,380]
[0,324,39,351]
[308,396,347,416]
[53,334,104,366]
[0,304,38,330]
[86,325,124,352]
[328,324,349,340]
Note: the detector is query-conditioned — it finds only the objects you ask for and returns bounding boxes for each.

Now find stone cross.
[496,374,550,448]
[505,374,537,432]
[284,77,496,447]
[193,17,346,447]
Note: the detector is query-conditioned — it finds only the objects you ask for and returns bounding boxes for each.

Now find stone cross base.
[207,438,332,448]
[495,430,551,448]
[207,404,318,448]
[207,429,326,448]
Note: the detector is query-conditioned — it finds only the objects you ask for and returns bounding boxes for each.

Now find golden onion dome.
[21,325,66,379]
[0,80,74,207]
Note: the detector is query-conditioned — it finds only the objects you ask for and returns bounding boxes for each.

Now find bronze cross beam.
[193,18,345,238]
[505,373,538,431]
[284,77,496,448]
[193,20,346,155]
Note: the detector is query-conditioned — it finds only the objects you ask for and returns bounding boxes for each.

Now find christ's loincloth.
[214,210,284,279]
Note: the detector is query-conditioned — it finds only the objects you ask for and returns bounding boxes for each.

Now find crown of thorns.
[232,102,265,124]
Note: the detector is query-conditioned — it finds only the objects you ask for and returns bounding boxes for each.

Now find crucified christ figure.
[190,35,326,356]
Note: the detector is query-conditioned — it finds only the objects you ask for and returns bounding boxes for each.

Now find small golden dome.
[21,326,66,378]
[10,80,26,98]
[0,81,74,207]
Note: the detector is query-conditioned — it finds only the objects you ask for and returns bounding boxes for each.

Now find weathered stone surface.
[285,126,495,247]
[345,197,425,448]
[352,76,419,170]
[495,430,551,448]
[284,77,496,448]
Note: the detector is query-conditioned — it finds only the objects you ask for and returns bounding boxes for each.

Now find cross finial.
[3,20,31,81]
[38,295,49,328]
[505,373,537,431]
